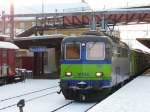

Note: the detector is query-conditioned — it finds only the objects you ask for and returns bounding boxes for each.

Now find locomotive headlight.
[65,72,72,76]
[96,72,103,77]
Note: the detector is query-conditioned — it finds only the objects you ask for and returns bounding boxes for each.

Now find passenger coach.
[0,41,19,84]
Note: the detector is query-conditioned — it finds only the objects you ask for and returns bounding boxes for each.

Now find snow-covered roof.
[14,34,65,41]
[0,41,19,49]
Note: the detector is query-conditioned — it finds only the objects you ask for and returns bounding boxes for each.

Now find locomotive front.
[60,35,113,101]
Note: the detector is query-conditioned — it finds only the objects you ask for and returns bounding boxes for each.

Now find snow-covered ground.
[2,74,150,112]
[0,79,96,112]
[88,75,150,112]
[0,79,60,112]
[54,102,96,112]
[0,79,59,100]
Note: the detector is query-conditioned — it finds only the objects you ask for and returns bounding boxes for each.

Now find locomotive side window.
[106,44,112,59]
[65,43,80,60]
[121,48,128,57]
[86,42,105,60]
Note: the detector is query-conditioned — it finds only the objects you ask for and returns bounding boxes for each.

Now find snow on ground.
[4,75,150,112]
[0,86,59,112]
[1,92,71,112]
[88,76,150,112]
[55,102,96,112]
[0,79,59,100]
[0,79,96,112]
[0,79,60,112]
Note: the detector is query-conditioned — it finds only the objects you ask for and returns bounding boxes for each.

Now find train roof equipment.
[62,32,113,44]
[136,38,150,49]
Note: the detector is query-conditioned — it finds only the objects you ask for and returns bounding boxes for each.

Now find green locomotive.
[59,31,150,101]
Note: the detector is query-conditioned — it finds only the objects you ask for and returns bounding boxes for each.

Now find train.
[0,41,22,85]
[59,31,150,101]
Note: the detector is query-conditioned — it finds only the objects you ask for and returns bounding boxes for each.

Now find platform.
[88,69,150,112]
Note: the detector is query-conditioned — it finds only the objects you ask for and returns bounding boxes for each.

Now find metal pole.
[101,14,106,30]
[81,0,96,31]
[2,11,6,34]
[91,11,96,31]
[17,99,25,112]
[10,1,14,40]
[42,0,44,15]
[41,0,45,35]
[19,107,23,112]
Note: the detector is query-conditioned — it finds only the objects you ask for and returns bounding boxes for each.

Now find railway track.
[0,90,58,111]
[51,101,75,112]
[0,85,58,102]
[0,85,100,112]
[84,102,99,112]
[50,101,98,112]
[0,79,106,112]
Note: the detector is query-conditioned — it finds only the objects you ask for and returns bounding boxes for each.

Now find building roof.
[14,35,64,49]
[14,34,65,41]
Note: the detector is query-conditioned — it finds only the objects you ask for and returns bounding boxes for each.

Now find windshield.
[86,42,105,60]
[65,43,80,60]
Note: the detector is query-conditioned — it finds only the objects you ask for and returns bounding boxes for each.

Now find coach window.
[65,43,80,60]
[86,42,105,60]
[2,49,8,76]
[2,49,7,64]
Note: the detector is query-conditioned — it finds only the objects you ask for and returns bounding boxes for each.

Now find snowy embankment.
[88,76,150,112]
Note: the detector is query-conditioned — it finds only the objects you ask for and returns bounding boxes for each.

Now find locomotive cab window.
[65,43,80,60]
[86,42,105,60]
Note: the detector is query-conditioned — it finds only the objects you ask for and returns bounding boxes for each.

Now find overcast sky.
[0,0,150,14]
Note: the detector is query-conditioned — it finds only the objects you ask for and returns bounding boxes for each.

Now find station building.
[14,35,64,79]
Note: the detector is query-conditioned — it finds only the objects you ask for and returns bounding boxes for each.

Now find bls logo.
[78,72,89,77]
